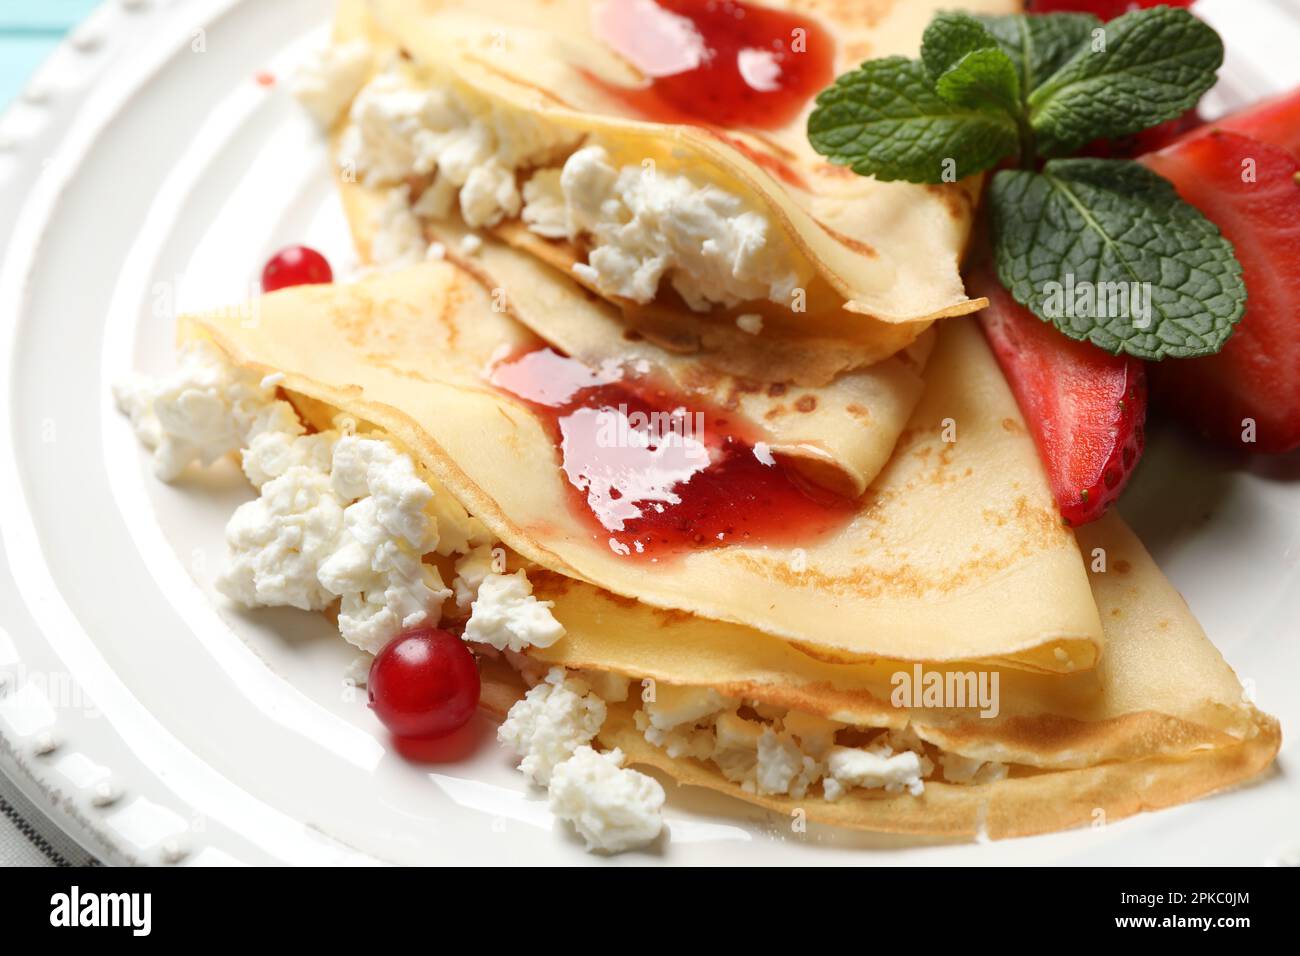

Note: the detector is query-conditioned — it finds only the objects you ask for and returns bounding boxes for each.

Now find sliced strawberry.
[1179,87,1300,158]
[1140,131,1300,453]
[969,266,1147,526]
[1080,108,1204,160]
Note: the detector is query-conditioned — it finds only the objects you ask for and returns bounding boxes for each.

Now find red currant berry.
[368,627,480,740]
[261,244,333,292]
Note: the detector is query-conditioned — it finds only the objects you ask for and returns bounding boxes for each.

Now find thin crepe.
[361,0,1014,324]
[424,218,934,497]
[518,515,1278,838]
[187,265,1103,671]
[326,0,1013,385]
[337,174,930,387]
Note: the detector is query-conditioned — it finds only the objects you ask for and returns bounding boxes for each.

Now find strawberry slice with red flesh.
[1180,86,1300,158]
[970,267,1147,526]
[1140,130,1300,453]
[1080,108,1204,160]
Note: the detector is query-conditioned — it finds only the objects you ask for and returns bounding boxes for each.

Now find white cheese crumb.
[755,728,821,799]
[452,542,498,612]
[753,441,775,467]
[218,431,452,654]
[241,429,335,489]
[781,710,842,758]
[548,746,664,853]
[710,711,764,784]
[582,670,631,704]
[459,159,521,228]
[336,63,578,226]
[425,241,447,261]
[630,687,939,802]
[823,744,925,801]
[464,570,565,653]
[289,40,373,129]
[643,684,728,731]
[458,233,483,256]
[498,668,606,786]
[113,341,303,482]
[117,349,484,657]
[735,313,764,335]
[553,144,807,311]
[217,465,346,612]
[520,168,568,238]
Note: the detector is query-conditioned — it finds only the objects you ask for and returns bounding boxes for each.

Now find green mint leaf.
[934,47,1022,118]
[973,12,1101,97]
[1028,7,1224,157]
[922,13,1021,118]
[807,57,1020,184]
[990,159,1245,360]
[921,12,999,81]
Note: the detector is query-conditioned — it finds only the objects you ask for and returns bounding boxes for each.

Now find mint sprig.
[1027,7,1224,156]
[991,160,1244,358]
[807,57,1019,184]
[974,12,1102,100]
[805,7,1243,361]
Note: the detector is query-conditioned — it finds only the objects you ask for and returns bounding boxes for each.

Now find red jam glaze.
[490,348,855,560]
[591,0,834,130]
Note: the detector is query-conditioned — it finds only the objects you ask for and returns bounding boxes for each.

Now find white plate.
[0,0,1297,866]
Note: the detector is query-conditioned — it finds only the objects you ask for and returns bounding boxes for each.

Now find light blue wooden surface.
[0,0,101,107]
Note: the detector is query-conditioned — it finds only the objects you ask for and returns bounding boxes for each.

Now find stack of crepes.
[186,0,1277,837]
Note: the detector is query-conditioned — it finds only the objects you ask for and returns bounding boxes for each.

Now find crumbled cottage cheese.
[452,542,498,612]
[823,745,926,801]
[497,668,607,786]
[311,53,804,311]
[220,432,454,653]
[537,144,809,311]
[628,685,979,802]
[581,670,632,704]
[218,464,347,612]
[114,347,462,655]
[117,349,669,853]
[241,428,336,489]
[519,168,567,238]
[755,727,823,799]
[644,684,730,732]
[335,61,580,248]
[548,746,665,853]
[113,341,303,481]
[499,668,665,852]
[463,570,565,653]
[289,40,374,129]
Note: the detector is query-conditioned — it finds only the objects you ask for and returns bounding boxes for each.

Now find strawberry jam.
[591,0,834,130]
[490,348,854,560]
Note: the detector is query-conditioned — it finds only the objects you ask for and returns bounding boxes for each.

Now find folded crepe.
[322,0,1019,382]
[501,513,1278,838]
[182,270,1277,838]
[188,264,1103,672]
